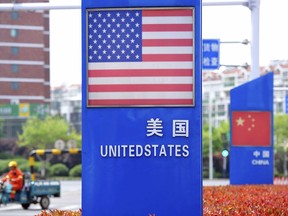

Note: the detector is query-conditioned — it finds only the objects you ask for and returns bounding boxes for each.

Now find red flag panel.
[232,111,271,147]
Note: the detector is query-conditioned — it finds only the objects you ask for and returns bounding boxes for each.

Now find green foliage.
[49,163,69,177]
[22,161,42,174]
[202,124,210,156]
[0,158,31,175]
[69,164,82,177]
[0,151,14,159]
[274,114,288,148]
[0,118,4,138]
[202,121,230,157]
[0,160,10,174]
[17,116,81,149]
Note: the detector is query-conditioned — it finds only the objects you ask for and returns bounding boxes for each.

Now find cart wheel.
[40,196,50,210]
[21,203,30,209]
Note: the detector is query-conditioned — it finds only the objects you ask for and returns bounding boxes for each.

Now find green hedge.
[0,159,81,179]
[69,164,82,177]
[0,158,29,174]
[19,162,42,173]
[0,152,14,160]
[0,160,10,174]
[49,163,69,177]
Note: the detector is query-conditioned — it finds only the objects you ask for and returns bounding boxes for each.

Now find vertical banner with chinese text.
[230,73,274,185]
[82,0,202,215]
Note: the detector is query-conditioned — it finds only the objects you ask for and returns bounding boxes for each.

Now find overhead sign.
[230,73,274,185]
[202,39,220,70]
[82,0,202,216]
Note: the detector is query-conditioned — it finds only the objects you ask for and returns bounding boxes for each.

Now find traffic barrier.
[29,148,81,181]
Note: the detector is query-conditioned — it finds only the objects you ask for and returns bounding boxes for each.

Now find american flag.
[87,8,194,106]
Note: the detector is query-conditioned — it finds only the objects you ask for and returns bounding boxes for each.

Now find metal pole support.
[248,0,260,80]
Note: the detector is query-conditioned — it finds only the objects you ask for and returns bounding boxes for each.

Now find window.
[203,92,209,101]
[11,64,19,73]
[275,102,283,113]
[217,104,225,116]
[224,77,235,87]
[11,82,19,90]
[10,29,18,38]
[215,91,220,99]
[11,47,19,55]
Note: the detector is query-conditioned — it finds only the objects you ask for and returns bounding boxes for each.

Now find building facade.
[0,0,50,142]
[202,61,288,127]
[49,60,288,136]
[51,84,82,133]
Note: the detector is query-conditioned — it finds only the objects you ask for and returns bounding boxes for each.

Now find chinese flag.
[232,111,271,146]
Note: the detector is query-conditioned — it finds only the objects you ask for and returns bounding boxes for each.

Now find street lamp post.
[208,92,213,180]
[248,0,260,80]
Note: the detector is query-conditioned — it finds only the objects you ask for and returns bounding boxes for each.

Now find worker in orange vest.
[1,161,24,200]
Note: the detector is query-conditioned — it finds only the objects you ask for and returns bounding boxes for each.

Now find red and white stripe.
[88,9,194,106]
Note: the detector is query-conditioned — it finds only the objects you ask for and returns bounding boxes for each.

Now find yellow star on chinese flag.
[236,117,244,126]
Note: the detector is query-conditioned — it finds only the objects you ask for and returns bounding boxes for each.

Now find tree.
[274,114,288,176]
[202,121,230,157]
[17,116,81,178]
[274,114,288,148]
[202,121,230,178]
[17,116,81,149]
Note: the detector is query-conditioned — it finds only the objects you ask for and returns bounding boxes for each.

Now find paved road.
[0,180,81,216]
[203,178,230,186]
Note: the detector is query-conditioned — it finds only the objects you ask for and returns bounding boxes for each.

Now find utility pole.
[203,0,260,80]
[208,92,213,180]
[248,0,260,80]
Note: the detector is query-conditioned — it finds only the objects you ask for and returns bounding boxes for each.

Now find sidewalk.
[203,178,230,186]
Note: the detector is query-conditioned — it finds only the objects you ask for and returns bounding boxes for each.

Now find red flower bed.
[37,185,288,216]
[36,209,82,216]
[203,185,288,216]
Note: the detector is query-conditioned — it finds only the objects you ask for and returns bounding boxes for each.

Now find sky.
[49,0,288,87]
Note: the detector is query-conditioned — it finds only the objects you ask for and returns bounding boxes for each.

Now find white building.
[203,60,288,127]
[50,84,81,133]
[50,60,288,132]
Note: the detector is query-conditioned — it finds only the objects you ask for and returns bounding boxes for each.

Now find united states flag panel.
[87,8,194,106]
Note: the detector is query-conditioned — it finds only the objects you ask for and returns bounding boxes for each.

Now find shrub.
[17,161,42,174]
[18,163,30,172]
[69,164,82,177]
[0,152,14,159]
[49,163,69,177]
[0,158,30,174]
[0,160,9,174]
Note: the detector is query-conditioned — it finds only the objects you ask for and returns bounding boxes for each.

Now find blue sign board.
[230,73,274,185]
[202,39,220,70]
[286,95,288,114]
[81,0,202,216]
